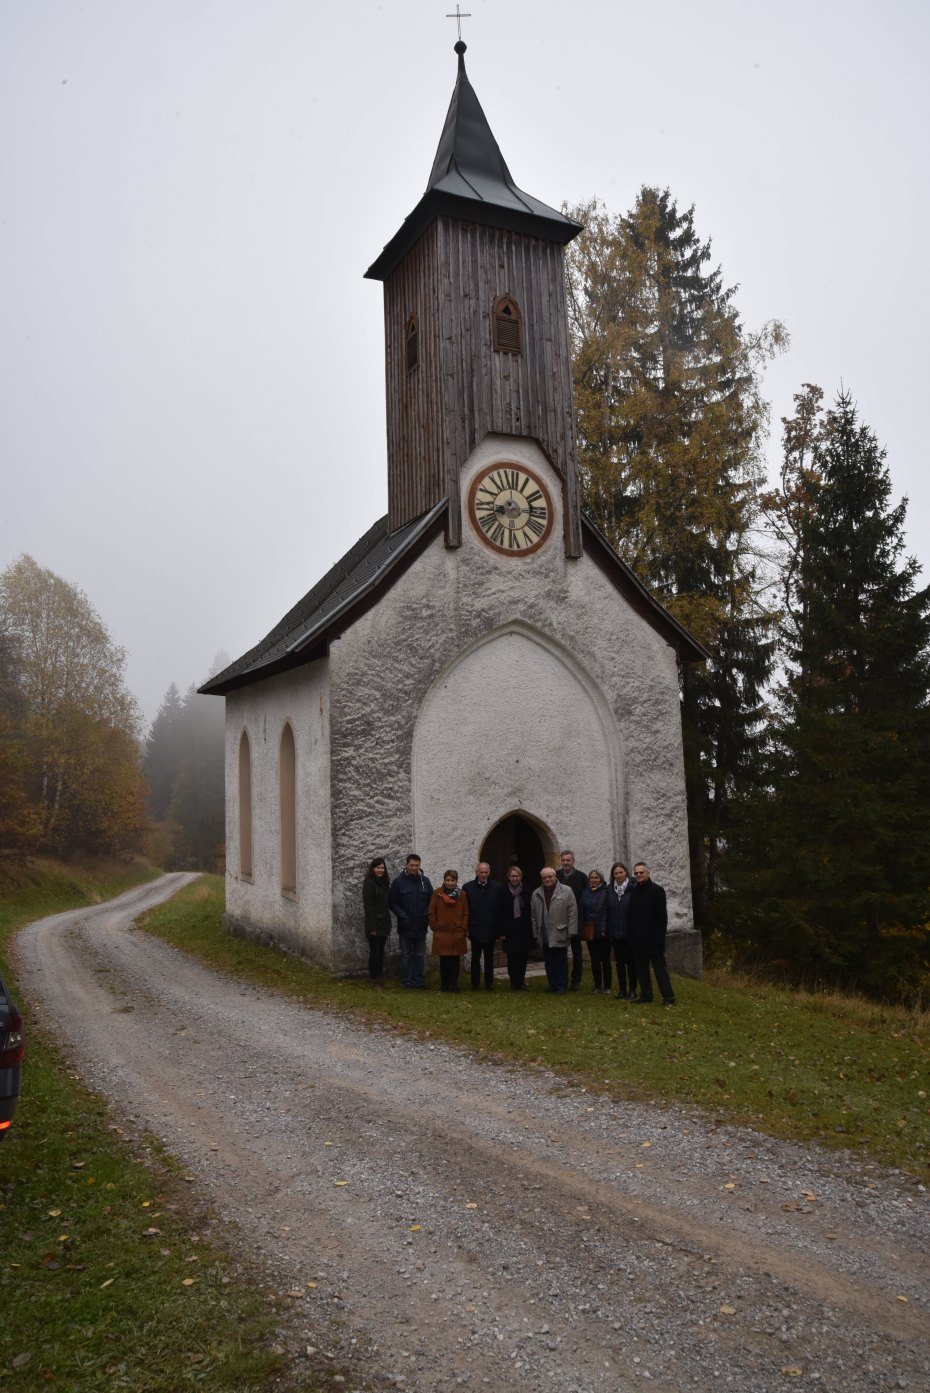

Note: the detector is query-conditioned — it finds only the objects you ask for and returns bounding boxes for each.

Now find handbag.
[581,921,595,942]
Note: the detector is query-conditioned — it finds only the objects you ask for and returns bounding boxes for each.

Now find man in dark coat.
[463,861,503,990]
[389,854,434,989]
[628,861,676,1006]
[556,849,588,991]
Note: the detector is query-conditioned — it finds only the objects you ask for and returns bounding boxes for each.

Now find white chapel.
[202,41,706,977]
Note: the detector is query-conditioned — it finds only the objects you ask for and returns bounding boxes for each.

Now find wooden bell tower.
[365,41,584,556]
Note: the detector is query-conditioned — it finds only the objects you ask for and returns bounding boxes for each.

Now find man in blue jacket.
[389,854,434,989]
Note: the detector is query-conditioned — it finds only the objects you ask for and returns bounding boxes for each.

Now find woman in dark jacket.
[497,865,534,991]
[362,857,392,986]
[580,869,612,993]
[606,862,636,999]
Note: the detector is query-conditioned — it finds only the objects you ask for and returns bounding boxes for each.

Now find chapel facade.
[202,41,706,978]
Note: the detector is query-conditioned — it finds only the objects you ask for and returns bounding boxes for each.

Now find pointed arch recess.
[238,729,253,880]
[279,721,297,896]
[412,621,626,870]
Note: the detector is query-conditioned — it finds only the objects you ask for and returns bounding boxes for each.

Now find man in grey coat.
[531,867,578,995]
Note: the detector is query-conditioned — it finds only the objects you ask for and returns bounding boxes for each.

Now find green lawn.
[0,858,318,1391]
[141,877,929,1178]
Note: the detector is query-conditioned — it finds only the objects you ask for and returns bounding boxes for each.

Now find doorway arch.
[479,811,553,893]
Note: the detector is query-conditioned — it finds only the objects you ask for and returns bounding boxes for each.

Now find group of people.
[361,849,676,1006]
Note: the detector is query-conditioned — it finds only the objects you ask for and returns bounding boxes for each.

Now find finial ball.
[454,39,467,55]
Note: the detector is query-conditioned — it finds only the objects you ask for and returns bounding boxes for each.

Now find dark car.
[0,973,24,1138]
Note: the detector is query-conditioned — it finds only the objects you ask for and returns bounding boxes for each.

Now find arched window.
[405,315,419,372]
[492,295,523,354]
[279,722,297,896]
[238,730,253,880]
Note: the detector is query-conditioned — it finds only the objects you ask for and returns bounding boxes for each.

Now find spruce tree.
[566,191,784,927]
[143,683,185,822]
[731,390,930,995]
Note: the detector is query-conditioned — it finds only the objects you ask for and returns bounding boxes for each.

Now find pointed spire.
[425,41,520,204]
[365,42,580,282]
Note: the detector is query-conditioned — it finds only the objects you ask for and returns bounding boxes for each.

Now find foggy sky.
[2,0,928,726]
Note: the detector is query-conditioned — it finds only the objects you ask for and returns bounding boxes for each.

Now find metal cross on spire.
[445,4,471,43]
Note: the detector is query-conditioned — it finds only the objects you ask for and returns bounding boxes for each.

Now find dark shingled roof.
[201,500,707,698]
[199,501,447,695]
[365,43,581,282]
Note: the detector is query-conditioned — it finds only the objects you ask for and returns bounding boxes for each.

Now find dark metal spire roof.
[365,41,581,282]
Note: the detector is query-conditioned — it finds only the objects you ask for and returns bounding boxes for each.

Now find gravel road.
[13,874,930,1393]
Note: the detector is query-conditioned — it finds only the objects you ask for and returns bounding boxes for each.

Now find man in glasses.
[629,861,675,1007]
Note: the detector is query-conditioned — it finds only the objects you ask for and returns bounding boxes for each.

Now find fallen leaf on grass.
[47,1209,61,1218]
[100,1278,115,1288]
[181,1278,195,1287]
[11,1353,31,1370]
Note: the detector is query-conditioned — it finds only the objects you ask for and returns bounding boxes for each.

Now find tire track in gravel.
[13,875,930,1393]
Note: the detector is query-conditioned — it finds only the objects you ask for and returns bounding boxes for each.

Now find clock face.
[466,464,554,556]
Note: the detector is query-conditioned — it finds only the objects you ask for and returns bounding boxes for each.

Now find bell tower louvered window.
[492,295,522,354]
[405,316,419,372]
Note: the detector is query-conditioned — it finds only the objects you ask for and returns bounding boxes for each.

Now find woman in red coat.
[428,870,469,993]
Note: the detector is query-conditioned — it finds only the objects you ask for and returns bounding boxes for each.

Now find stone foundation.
[665,929,703,980]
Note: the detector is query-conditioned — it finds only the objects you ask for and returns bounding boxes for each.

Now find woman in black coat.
[362,857,392,986]
[606,862,636,999]
[580,869,612,993]
[497,866,534,991]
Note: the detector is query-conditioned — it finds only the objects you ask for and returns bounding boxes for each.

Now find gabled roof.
[201,500,707,698]
[365,42,581,282]
[199,502,447,696]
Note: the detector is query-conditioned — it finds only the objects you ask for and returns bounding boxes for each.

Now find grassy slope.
[0,858,315,1391]
[141,877,929,1178]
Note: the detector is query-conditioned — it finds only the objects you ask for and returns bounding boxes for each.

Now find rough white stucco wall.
[413,624,623,877]
[327,435,694,968]
[224,664,333,961]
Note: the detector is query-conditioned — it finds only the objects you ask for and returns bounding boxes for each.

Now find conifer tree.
[143,680,224,869]
[730,390,930,995]
[565,192,785,926]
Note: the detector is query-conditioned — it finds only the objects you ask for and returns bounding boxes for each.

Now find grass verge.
[141,877,929,1178]
[0,858,317,1391]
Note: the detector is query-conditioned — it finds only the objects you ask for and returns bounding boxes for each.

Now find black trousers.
[367,934,386,980]
[636,953,675,1003]
[612,940,637,996]
[439,956,461,991]
[506,951,529,990]
[586,936,612,989]
[569,933,584,987]
[470,941,496,989]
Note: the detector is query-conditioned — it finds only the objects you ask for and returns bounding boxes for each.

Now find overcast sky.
[2,0,927,726]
